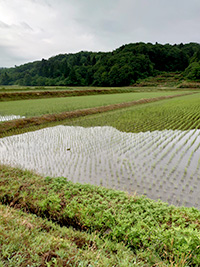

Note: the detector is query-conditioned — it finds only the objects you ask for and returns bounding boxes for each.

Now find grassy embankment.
[0,165,200,266]
[0,199,136,267]
[0,87,138,101]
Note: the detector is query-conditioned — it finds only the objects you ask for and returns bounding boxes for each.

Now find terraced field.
[1,90,200,209]
[1,87,200,266]
[0,90,189,117]
[1,125,200,209]
[65,93,200,132]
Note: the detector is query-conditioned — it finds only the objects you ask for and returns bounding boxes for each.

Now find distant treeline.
[0,42,200,86]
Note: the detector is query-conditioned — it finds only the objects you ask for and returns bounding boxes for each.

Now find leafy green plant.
[0,165,200,266]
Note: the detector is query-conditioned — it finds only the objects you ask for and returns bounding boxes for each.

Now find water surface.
[0,126,199,209]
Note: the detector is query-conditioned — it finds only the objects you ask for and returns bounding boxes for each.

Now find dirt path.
[0,92,196,135]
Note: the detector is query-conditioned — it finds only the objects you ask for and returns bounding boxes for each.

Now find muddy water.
[0,126,200,210]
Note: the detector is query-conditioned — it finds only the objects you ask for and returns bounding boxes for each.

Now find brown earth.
[0,88,132,101]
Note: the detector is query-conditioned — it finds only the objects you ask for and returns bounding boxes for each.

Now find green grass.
[0,85,133,92]
[0,204,139,267]
[0,91,191,117]
[0,84,196,92]
[61,92,200,132]
[0,165,200,266]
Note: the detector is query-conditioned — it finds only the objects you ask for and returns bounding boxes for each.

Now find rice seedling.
[2,125,200,208]
[1,91,187,118]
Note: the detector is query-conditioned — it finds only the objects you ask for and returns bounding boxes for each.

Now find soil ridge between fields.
[0,88,133,101]
[0,92,196,135]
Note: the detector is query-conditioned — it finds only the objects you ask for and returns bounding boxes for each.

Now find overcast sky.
[0,0,200,68]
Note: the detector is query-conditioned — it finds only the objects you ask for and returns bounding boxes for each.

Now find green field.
[0,87,200,266]
[62,93,200,132]
[0,85,132,92]
[0,91,190,118]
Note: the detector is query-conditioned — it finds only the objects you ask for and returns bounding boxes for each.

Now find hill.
[0,42,200,86]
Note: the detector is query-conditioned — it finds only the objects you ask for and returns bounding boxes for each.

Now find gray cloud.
[0,0,200,67]
[0,20,10,29]
[0,45,28,67]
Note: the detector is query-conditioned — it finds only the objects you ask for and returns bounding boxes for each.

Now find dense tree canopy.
[0,42,200,86]
[184,48,200,80]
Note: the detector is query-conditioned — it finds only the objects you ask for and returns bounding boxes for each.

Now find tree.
[1,42,200,86]
[184,62,200,80]
[23,73,32,85]
[67,68,78,85]
[108,64,121,86]
[0,72,10,85]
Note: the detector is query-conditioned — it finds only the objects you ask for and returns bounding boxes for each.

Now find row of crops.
[1,125,200,209]
[0,91,200,210]
[0,91,190,117]
[64,93,200,133]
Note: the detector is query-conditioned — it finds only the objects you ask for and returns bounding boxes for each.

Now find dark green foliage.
[184,62,200,80]
[184,48,200,81]
[0,42,199,86]
[0,72,10,85]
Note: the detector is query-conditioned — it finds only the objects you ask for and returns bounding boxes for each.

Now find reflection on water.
[0,125,200,209]
[0,115,25,122]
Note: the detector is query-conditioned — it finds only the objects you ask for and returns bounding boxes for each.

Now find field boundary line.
[0,88,198,101]
[0,92,196,135]
[0,88,133,101]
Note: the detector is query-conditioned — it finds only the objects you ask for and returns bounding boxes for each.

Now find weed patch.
[0,165,200,266]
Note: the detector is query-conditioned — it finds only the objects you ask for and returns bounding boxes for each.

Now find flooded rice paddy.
[0,125,200,209]
[0,115,25,122]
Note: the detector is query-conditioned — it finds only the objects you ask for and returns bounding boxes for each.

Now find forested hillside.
[0,42,200,86]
